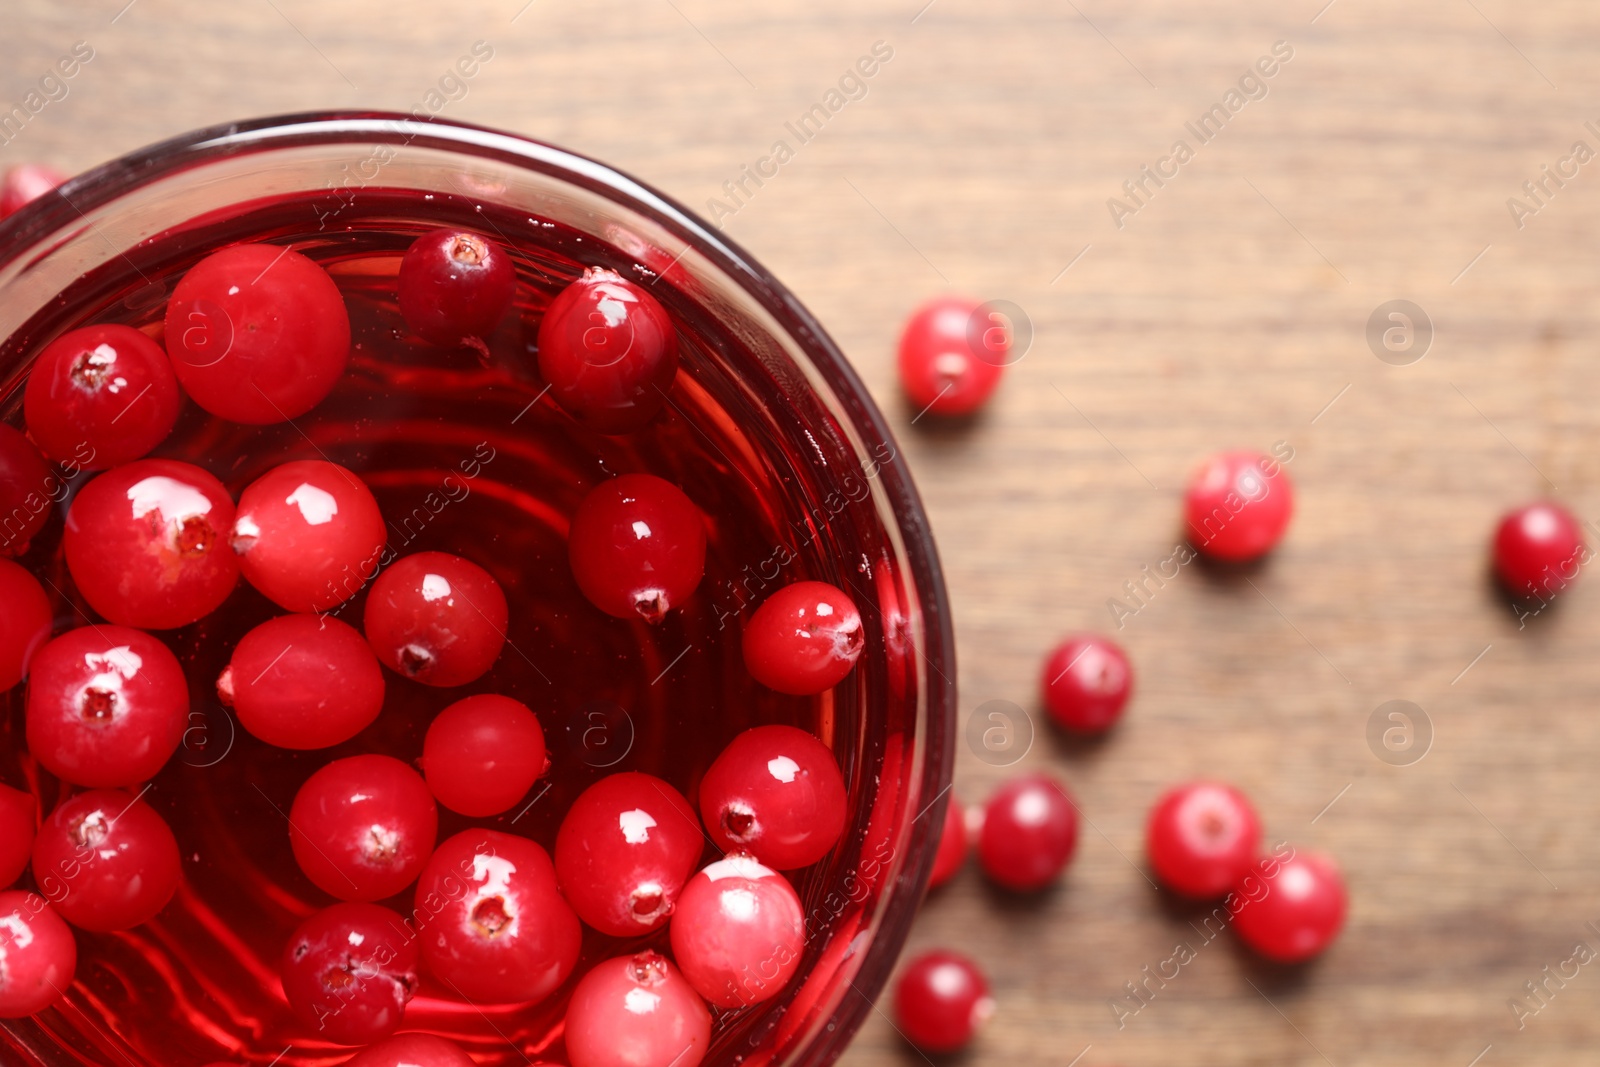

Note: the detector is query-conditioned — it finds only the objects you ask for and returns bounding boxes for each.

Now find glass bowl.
[0,111,954,1067]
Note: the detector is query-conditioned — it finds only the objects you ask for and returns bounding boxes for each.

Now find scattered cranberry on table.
[219,614,386,750]
[1040,633,1133,734]
[897,296,1007,417]
[280,902,420,1046]
[363,551,509,686]
[742,580,865,695]
[414,829,581,1005]
[344,1033,478,1067]
[554,772,703,937]
[1146,781,1261,899]
[893,950,993,1054]
[0,784,37,888]
[0,891,76,1019]
[163,243,351,424]
[1183,449,1293,562]
[31,788,180,932]
[23,323,181,470]
[62,457,240,630]
[978,774,1079,891]
[927,793,968,890]
[538,266,680,434]
[698,723,848,870]
[1492,500,1586,600]
[422,694,547,817]
[288,754,438,903]
[0,423,54,556]
[564,951,712,1067]
[0,163,66,219]
[231,460,388,612]
[0,557,51,692]
[396,228,517,347]
[1232,848,1348,963]
[669,852,806,1008]
[25,624,188,788]
[568,473,706,623]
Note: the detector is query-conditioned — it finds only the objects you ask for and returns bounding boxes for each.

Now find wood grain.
[8,1,1600,1064]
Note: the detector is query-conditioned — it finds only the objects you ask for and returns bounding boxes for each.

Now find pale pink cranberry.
[164,243,351,424]
[280,902,418,1045]
[414,829,581,1005]
[231,460,387,612]
[364,552,508,687]
[0,785,37,888]
[698,724,847,870]
[0,891,76,1018]
[219,614,385,750]
[927,794,967,890]
[0,164,65,218]
[741,581,864,695]
[63,458,240,629]
[25,625,188,788]
[553,772,703,937]
[421,694,546,817]
[344,1033,477,1067]
[564,951,712,1067]
[24,324,181,469]
[0,424,53,556]
[537,267,679,434]
[669,853,805,1008]
[31,789,180,932]
[288,755,437,902]
[568,474,705,623]
[0,558,51,692]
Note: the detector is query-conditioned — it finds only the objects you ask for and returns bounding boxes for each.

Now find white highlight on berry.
[421,574,452,602]
[127,476,212,522]
[624,987,662,1015]
[700,854,773,882]
[631,520,652,540]
[618,808,657,844]
[766,756,800,783]
[286,482,339,526]
[721,887,759,921]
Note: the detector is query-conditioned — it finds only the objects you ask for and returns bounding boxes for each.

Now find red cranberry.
[0,164,66,219]
[0,892,76,1018]
[1184,450,1293,562]
[699,725,847,871]
[0,424,53,557]
[569,474,705,623]
[897,297,1006,417]
[345,1033,477,1067]
[565,951,712,1067]
[24,324,181,470]
[1040,634,1132,734]
[414,829,581,1005]
[669,853,805,1008]
[163,243,350,424]
[537,267,679,434]
[1493,501,1586,599]
[741,581,864,696]
[554,772,703,937]
[1232,849,1348,962]
[280,901,419,1046]
[25,625,188,788]
[219,614,385,750]
[231,460,388,612]
[977,774,1078,891]
[1146,782,1260,899]
[927,794,967,890]
[32,788,180,931]
[0,558,51,692]
[288,755,437,903]
[893,950,992,1053]
[63,458,239,629]
[0,785,36,888]
[363,552,507,687]
[421,694,546,817]
[397,228,516,346]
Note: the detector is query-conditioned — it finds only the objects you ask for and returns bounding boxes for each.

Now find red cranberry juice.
[0,192,907,1066]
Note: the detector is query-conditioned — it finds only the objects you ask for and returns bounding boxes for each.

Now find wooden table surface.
[10,2,1600,1065]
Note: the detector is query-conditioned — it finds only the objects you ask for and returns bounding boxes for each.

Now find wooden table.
[9,2,1600,1064]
